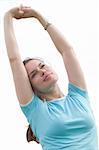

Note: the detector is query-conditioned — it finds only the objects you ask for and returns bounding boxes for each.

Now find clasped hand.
[8,5,38,19]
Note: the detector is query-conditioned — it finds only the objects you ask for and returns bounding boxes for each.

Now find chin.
[45,77,58,90]
[34,75,58,93]
[47,74,58,84]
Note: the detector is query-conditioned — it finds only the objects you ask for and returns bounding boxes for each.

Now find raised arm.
[20,6,87,90]
[46,25,87,90]
[4,7,33,105]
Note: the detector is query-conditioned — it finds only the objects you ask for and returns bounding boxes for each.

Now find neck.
[40,84,64,101]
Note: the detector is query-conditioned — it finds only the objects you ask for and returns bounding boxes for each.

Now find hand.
[19,5,38,19]
[20,5,49,30]
[5,5,47,29]
[7,6,24,19]
[7,5,38,19]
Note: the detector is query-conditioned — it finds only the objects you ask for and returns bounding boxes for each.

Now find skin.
[4,5,87,105]
[4,4,88,144]
[25,59,64,101]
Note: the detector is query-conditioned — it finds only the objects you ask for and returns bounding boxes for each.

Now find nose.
[36,67,46,76]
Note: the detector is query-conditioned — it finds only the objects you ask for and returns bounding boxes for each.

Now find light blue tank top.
[20,83,98,150]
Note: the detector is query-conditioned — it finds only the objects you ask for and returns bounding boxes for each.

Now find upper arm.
[10,58,33,105]
[4,13,33,105]
[62,48,87,90]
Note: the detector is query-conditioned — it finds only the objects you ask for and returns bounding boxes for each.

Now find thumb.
[19,10,24,14]
[18,4,24,14]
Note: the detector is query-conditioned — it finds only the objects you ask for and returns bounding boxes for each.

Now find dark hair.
[26,125,39,144]
[23,57,44,66]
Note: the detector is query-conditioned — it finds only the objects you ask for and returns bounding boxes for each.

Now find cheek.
[53,73,58,81]
[30,77,41,88]
[52,70,58,78]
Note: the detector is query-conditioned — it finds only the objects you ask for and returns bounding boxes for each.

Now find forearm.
[4,12,21,61]
[36,12,49,29]
[46,25,72,55]
[36,13,72,55]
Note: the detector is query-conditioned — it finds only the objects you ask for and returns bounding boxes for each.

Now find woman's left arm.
[18,6,87,90]
[46,24,87,90]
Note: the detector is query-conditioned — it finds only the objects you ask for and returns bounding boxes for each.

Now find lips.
[43,73,52,81]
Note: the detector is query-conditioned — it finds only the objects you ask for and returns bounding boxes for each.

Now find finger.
[23,6,31,8]
[19,10,24,14]
[19,4,23,10]
[21,6,31,10]
[20,5,31,9]
[19,4,24,12]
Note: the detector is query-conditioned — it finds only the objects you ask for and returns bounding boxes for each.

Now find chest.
[33,99,95,141]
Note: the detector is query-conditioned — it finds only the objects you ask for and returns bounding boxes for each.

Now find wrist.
[44,22,51,30]
[36,13,49,29]
[4,13,13,23]
[5,11,13,19]
[31,10,39,18]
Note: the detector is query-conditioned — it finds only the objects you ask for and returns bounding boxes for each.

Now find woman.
[4,5,98,150]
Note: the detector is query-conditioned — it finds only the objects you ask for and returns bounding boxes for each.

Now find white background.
[0,0,98,149]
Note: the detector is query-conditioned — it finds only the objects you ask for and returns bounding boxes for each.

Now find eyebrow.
[29,63,42,76]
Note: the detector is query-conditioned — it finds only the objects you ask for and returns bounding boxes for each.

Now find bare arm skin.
[4,8,33,105]
[20,6,87,90]
[46,25,87,90]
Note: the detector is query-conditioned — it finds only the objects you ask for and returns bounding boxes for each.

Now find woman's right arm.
[4,8,33,105]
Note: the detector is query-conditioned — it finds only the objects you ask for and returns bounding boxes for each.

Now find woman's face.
[25,59,58,94]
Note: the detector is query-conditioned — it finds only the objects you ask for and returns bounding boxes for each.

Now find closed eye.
[40,64,45,68]
[31,71,37,78]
